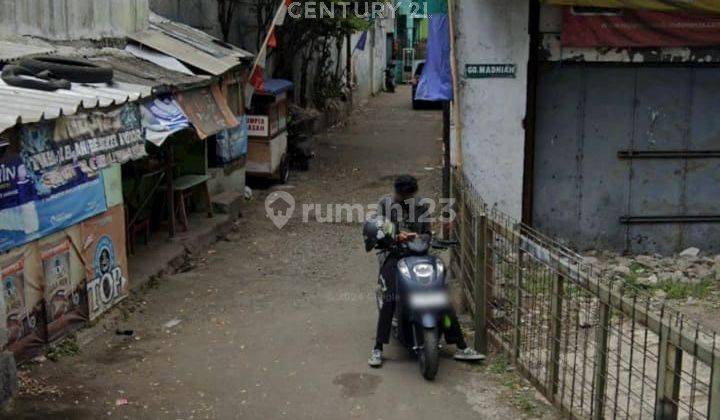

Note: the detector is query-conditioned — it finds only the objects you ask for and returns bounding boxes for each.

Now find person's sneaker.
[454,347,486,361]
[368,349,383,367]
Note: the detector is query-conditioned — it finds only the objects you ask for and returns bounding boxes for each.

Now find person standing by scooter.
[368,175,485,367]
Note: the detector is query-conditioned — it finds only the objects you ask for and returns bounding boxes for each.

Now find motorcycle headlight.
[398,260,411,280]
[412,263,435,286]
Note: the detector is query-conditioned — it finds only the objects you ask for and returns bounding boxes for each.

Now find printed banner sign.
[20,104,145,189]
[562,7,720,47]
[0,155,107,253]
[216,116,248,164]
[40,230,88,342]
[79,205,129,321]
[542,0,720,14]
[1,244,46,358]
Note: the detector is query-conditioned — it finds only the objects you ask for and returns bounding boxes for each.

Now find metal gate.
[533,63,720,254]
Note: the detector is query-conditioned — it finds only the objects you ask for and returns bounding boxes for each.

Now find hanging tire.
[20,56,113,83]
[419,327,439,380]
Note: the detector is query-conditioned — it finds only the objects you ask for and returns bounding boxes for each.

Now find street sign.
[465,64,516,79]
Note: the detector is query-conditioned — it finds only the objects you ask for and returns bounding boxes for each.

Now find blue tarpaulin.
[259,79,294,96]
[355,32,368,52]
[415,14,453,101]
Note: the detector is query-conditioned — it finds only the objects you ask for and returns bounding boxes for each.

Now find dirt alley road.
[9,87,553,420]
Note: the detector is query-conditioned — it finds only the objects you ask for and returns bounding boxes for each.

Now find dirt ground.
[6,87,555,420]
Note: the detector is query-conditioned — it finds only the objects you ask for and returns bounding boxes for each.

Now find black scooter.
[375,237,456,380]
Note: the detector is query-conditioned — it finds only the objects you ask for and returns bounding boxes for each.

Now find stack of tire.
[1,55,113,91]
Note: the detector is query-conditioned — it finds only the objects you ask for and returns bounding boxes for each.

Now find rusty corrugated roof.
[89,53,211,93]
[127,13,253,76]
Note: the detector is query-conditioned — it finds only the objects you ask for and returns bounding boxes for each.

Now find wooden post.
[592,303,610,420]
[709,349,720,420]
[548,273,564,398]
[166,146,175,238]
[655,315,682,420]
[511,251,523,363]
[474,212,487,354]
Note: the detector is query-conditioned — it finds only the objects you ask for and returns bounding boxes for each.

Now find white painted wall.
[454,0,529,219]
[0,0,149,40]
[352,18,390,104]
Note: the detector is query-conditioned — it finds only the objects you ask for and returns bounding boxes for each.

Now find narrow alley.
[8,87,553,419]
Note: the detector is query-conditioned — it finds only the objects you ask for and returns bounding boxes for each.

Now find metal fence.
[449,171,720,419]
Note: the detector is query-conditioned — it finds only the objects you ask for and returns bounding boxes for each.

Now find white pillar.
[454,0,529,220]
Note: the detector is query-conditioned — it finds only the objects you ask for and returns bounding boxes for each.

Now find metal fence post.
[548,273,564,398]
[474,212,488,354]
[655,313,682,420]
[592,302,610,420]
[511,250,523,363]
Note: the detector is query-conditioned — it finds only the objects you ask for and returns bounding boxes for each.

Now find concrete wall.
[0,0,149,40]
[149,0,255,48]
[454,0,529,219]
[352,18,390,104]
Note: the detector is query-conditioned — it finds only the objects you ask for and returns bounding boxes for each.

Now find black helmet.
[362,216,395,252]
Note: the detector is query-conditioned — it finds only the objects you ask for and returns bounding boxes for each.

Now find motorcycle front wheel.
[418,327,439,380]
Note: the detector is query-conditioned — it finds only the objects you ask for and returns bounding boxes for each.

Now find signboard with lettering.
[247,115,269,137]
[79,205,129,321]
[465,64,516,79]
[21,105,145,189]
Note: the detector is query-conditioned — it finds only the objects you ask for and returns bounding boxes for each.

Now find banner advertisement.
[0,155,108,253]
[79,205,129,321]
[543,0,720,14]
[20,104,146,189]
[40,229,88,342]
[1,244,46,358]
[216,116,248,164]
[562,7,720,47]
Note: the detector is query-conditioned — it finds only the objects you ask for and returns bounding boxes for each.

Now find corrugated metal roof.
[0,79,152,133]
[89,54,211,93]
[128,13,253,76]
[0,39,55,63]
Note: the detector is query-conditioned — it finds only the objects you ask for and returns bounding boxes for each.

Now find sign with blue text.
[0,155,107,253]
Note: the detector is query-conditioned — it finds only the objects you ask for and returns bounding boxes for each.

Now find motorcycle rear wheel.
[418,327,439,380]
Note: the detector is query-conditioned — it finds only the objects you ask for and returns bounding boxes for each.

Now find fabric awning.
[140,96,190,146]
[541,0,720,14]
